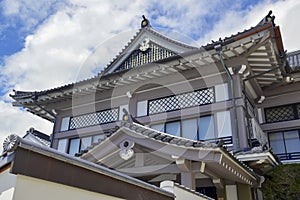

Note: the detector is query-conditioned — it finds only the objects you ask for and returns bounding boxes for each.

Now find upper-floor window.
[151,111,232,144]
[67,134,106,156]
[265,103,300,123]
[268,130,300,161]
[152,116,214,140]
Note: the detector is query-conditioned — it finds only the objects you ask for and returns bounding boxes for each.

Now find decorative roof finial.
[257,10,276,27]
[141,15,151,28]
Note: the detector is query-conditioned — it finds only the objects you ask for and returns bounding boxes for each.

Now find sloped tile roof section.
[23,127,51,147]
[0,135,174,200]
[78,120,260,187]
[76,121,218,158]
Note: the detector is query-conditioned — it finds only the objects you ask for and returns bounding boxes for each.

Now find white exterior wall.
[13,175,125,200]
[0,168,16,200]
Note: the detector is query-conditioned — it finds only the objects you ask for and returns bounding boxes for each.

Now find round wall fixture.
[119,148,134,160]
[3,134,20,153]
[119,140,135,149]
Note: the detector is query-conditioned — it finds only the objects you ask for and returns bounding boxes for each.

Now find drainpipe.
[214,44,240,151]
[32,92,57,148]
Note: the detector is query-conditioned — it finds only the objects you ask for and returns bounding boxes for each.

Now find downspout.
[32,92,57,148]
[214,44,240,151]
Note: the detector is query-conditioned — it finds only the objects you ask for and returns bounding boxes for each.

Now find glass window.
[60,117,70,131]
[137,101,148,117]
[68,138,80,156]
[57,139,67,153]
[182,118,198,140]
[215,83,229,102]
[216,111,232,137]
[284,130,300,153]
[199,115,215,140]
[151,123,165,132]
[80,137,92,151]
[269,132,285,154]
[166,121,181,137]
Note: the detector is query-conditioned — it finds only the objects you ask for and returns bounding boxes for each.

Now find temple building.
[2,11,298,199]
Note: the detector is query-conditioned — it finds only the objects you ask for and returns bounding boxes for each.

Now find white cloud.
[1,0,299,150]
[1,0,68,32]
[0,100,52,150]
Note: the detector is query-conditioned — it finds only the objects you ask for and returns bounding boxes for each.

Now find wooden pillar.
[180,172,195,190]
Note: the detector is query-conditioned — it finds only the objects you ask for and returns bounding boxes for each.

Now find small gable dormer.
[103,16,198,75]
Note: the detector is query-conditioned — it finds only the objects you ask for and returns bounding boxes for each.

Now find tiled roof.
[76,121,218,157]
[0,135,174,198]
[174,182,215,200]
[77,119,260,186]
[10,14,276,100]
[23,127,51,147]
[100,27,199,75]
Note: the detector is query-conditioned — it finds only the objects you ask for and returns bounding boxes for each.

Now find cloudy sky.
[0,0,299,147]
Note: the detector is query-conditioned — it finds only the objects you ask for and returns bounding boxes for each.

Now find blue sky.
[0,0,300,146]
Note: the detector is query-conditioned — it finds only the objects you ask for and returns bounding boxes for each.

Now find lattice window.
[297,104,300,116]
[114,43,175,72]
[69,108,119,130]
[265,105,295,123]
[148,88,214,115]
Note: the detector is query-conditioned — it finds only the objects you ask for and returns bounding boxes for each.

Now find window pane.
[151,123,165,132]
[199,116,215,140]
[216,111,232,137]
[166,121,181,137]
[182,118,198,140]
[60,117,70,131]
[69,138,80,156]
[81,137,92,151]
[269,132,285,154]
[284,130,300,153]
[57,139,67,153]
[137,101,148,117]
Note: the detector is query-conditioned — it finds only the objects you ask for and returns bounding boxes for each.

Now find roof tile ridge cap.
[201,22,272,50]
[173,182,214,199]
[130,122,217,147]
[147,27,198,49]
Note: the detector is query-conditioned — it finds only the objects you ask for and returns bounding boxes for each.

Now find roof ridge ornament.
[257,10,275,27]
[141,15,151,28]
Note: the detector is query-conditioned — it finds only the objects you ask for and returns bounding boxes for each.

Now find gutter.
[214,43,240,151]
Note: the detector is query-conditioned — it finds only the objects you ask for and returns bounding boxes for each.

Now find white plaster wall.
[13,175,124,200]
[0,168,16,200]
